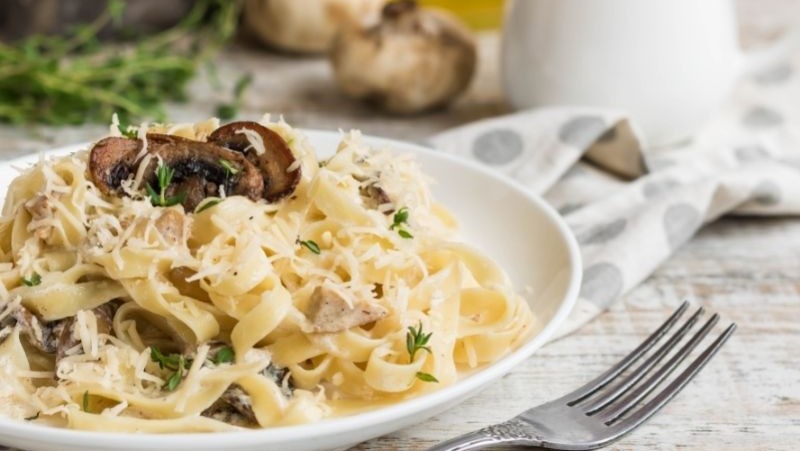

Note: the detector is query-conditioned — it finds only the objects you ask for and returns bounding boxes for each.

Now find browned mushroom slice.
[88,134,264,211]
[202,363,293,426]
[56,301,120,362]
[305,286,388,333]
[3,306,60,353]
[208,121,301,202]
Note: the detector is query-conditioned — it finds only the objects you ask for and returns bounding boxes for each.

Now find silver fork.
[427,302,736,451]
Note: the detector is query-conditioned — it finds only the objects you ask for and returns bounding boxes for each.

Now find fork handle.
[424,430,500,451]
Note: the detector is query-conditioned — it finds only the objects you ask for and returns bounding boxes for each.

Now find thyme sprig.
[390,207,413,239]
[150,346,192,391]
[146,163,185,207]
[0,0,241,125]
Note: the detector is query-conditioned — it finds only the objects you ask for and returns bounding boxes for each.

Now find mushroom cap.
[330,0,477,114]
[89,134,264,211]
[243,0,386,54]
[208,121,301,202]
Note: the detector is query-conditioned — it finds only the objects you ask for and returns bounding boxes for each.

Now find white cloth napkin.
[428,55,800,336]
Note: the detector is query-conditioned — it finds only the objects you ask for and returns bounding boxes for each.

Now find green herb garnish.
[297,239,321,255]
[166,371,183,391]
[146,163,185,207]
[415,372,439,383]
[82,391,90,412]
[150,346,191,391]
[215,73,253,120]
[390,207,413,239]
[195,197,222,213]
[406,322,432,362]
[119,122,138,139]
[219,158,240,176]
[213,346,235,365]
[21,272,41,287]
[0,0,241,126]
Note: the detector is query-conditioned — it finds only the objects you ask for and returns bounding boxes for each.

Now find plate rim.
[0,129,582,448]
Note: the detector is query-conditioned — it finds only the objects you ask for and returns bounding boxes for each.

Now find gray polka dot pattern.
[742,106,784,128]
[735,145,769,162]
[646,157,676,171]
[472,129,524,165]
[580,263,624,308]
[643,178,679,198]
[754,63,793,85]
[751,181,782,206]
[577,218,627,245]
[558,116,607,148]
[663,204,702,250]
[558,203,584,216]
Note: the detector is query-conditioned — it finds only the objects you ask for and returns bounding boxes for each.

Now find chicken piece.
[24,193,59,240]
[154,209,185,244]
[305,286,388,333]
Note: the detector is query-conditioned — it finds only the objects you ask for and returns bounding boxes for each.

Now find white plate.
[0,130,581,451]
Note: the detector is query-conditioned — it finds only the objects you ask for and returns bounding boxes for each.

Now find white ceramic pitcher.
[502,0,798,146]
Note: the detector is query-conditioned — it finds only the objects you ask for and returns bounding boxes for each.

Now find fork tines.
[567,301,736,429]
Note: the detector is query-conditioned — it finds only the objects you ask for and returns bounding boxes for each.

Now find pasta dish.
[0,116,533,432]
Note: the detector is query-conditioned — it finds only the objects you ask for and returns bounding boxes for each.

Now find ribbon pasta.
[0,118,533,431]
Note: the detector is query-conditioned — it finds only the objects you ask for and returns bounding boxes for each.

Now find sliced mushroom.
[354,174,393,213]
[89,134,264,211]
[208,121,301,202]
[202,363,293,426]
[3,306,60,353]
[168,267,210,301]
[55,301,120,363]
[305,286,388,333]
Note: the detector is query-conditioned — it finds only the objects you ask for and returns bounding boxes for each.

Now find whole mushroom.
[243,0,386,54]
[330,0,477,114]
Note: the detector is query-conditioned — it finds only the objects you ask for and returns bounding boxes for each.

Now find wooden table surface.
[1,1,798,450]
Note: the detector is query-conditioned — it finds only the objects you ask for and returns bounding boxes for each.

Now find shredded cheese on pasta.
[0,117,533,432]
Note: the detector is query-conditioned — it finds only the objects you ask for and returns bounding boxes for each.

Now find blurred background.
[0,0,798,157]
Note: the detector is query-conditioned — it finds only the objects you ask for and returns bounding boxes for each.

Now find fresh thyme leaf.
[415,372,439,383]
[406,322,432,362]
[215,104,237,121]
[21,272,41,287]
[150,346,182,371]
[297,239,321,255]
[166,369,183,391]
[147,163,184,207]
[195,197,222,213]
[150,347,190,391]
[219,158,240,176]
[121,127,138,139]
[82,391,90,412]
[0,0,242,126]
[213,346,235,365]
[215,73,253,120]
[164,192,187,207]
[392,207,408,227]
[390,207,413,238]
[107,0,126,24]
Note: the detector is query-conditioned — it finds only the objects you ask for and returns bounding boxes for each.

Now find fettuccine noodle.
[0,116,533,432]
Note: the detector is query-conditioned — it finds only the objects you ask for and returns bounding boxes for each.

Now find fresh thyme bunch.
[0,0,240,125]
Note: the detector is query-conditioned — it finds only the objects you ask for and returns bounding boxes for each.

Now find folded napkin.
[428,55,800,336]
